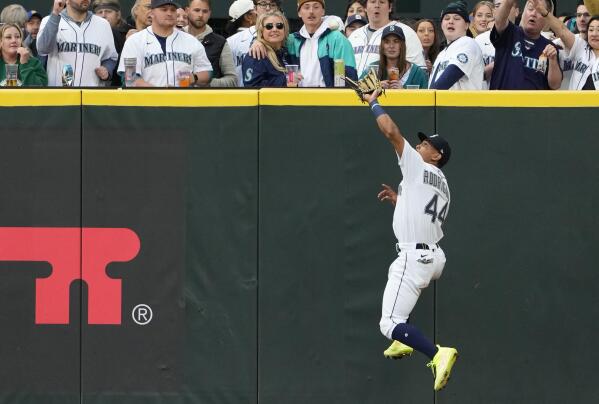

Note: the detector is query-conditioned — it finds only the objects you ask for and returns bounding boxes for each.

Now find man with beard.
[37,0,118,86]
[185,0,237,86]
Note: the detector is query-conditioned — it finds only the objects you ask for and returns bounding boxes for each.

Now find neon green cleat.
[427,345,458,391]
[383,340,414,359]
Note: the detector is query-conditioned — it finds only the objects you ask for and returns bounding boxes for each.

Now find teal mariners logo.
[58,42,102,56]
[457,53,468,63]
[144,52,192,68]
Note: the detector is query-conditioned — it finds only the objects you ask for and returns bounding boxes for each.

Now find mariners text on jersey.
[57,42,102,56]
[423,169,449,199]
[144,52,192,68]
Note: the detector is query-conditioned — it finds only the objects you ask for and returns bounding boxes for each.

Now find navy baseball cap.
[151,0,181,8]
[27,10,43,21]
[345,14,368,28]
[440,1,470,23]
[418,132,451,168]
[381,24,405,41]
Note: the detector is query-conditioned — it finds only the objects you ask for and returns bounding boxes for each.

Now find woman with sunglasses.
[0,23,47,86]
[242,11,291,87]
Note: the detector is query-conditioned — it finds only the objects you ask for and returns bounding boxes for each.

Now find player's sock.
[392,323,438,360]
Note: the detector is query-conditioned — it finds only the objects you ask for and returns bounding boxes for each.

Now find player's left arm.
[364,89,406,157]
[545,44,562,90]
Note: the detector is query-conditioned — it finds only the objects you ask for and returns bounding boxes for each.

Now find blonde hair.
[0,4,28,28]
[1,23,24,57]
[256,11,289,73]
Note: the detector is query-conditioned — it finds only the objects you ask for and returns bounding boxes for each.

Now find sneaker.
[427,345,458,391]
[383,340,414,359]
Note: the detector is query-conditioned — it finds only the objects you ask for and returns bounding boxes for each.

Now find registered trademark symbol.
[132,304,153,325]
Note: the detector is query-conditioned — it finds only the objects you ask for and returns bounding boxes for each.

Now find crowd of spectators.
[0,0,597,89]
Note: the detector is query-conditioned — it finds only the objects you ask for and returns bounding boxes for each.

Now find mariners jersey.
[118,27,212,87]
[37,11,117,86]
[227,26,256,86]
[475,30,494,89]
[430,35,484,90]
[393,143,450,244]
[562,35,598,90]
[348,21,425,78]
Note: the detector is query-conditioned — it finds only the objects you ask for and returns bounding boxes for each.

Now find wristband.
[369,100,386,119]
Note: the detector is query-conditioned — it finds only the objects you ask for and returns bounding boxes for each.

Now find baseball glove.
[343,67,385,103]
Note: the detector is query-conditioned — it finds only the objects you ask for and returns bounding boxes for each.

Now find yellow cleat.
[427,345,458,391]
[383,340,414,359]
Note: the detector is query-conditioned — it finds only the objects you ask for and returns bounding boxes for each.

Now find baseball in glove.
[343,67,385,103]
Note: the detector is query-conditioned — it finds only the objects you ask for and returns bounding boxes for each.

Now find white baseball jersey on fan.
[561,35,598,90]
[475,30,495,89]
[429,35,484,90]
[37,11,117,86]
[379,141,450,336]
[227,26,256,86]
[118,27,212,87]
[348,21,425,77]
[554,36,578,90]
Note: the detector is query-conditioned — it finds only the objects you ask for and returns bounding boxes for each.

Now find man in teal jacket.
[287,0,357,87]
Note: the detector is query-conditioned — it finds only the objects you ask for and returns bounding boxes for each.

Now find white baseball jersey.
[37,11,117,86]
[554,36,577,90]
[429,35,484,90]
[227,26,256,86]
[475,30,495,90]
[393,142,450,244]
[562,35,598,90]
[118,27,212,87]
[348,21,425,78]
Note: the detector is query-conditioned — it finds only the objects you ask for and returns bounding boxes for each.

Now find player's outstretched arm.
[363,90,406,157]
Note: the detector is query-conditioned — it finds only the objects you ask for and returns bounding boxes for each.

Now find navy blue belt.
[396,243,439,253]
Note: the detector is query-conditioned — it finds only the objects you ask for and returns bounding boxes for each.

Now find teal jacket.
[362,62,428,89]
[286,24,357,87]
[0,57,48,86]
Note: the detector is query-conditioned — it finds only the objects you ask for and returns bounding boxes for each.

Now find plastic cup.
[124,57,137,87]
[406,85,420,90]
[388,67,399,81]
[285,64,299,87]
[5,64,18,87]
[177,68,192,87]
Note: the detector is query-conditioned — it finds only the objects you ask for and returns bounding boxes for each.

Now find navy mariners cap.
[151,0,181,8]
[27,10,43,21]
[418,132,451,168]
[345,14,368,28]
[440,1,470,23]
[381,24,405,41]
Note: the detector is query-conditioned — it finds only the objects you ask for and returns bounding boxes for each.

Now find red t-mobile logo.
[0,227,140,325]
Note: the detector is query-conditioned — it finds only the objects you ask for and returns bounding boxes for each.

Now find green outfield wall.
[0,89,597,404]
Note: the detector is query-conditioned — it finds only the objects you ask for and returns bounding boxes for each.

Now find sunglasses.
[264,22,284,30]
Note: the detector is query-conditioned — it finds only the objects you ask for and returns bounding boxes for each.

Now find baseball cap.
[345,14,367,28]
[381,24,405,41]
[440,1,470,23]
[298,0,325,11]
[418,132,451,168]
[151,0,181,9]
[229,0,254,22]
[92,0,121,13]
[27,10,43,21]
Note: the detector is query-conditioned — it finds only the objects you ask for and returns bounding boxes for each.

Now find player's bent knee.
[380,318,405,340]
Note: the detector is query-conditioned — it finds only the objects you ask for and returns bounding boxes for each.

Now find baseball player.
[37,0,118,86]
[117,0,212,87]
[363,88,458,391]
[429,2,484,90]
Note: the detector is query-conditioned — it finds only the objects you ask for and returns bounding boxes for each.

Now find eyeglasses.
[256,2,276,9]
[576,12,591,18]
[264,22,284,30]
